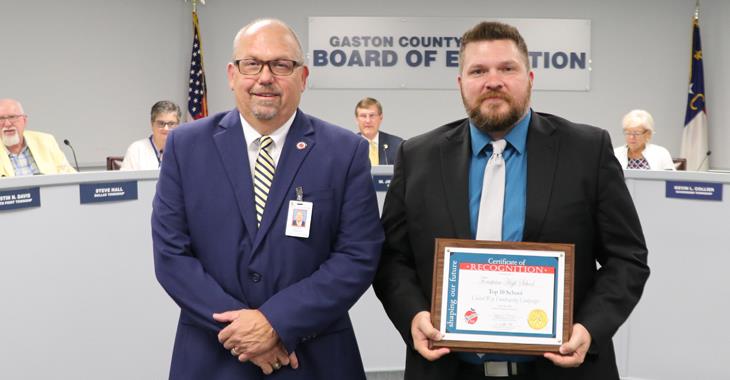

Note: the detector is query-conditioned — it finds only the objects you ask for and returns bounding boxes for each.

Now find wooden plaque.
[430,238,574,355]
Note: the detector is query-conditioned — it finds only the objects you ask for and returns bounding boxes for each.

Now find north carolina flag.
[681,14,709,171]
[187,11,208,120]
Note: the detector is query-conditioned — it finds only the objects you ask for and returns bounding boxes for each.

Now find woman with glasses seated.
[614,109,675,170]
[120,101,181,170]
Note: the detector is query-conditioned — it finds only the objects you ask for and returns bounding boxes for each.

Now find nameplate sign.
[80,181,138,204]
[0,187,41,211]
[666,181,723,201]
[372,175,393,192]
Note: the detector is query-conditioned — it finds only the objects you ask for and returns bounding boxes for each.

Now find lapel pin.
[296,141,307,150]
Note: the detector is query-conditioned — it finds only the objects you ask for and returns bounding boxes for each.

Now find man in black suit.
[373,21,649,380]
[355,97,403,165]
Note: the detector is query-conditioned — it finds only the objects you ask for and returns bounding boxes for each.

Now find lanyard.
[149,136,162,166]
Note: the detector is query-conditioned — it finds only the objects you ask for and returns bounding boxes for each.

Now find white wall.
[2,0,728,168]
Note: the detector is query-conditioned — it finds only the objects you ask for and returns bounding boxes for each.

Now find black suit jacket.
[373,112,650,380]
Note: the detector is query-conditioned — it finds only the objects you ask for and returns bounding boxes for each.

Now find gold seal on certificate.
[430,238,574,355]
[528,309,548,330]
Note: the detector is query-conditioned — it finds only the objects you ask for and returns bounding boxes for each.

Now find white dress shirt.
[240,112,296,179]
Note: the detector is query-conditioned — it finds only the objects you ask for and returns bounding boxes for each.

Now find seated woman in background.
[120,100,180,170]
[614,109,675,170]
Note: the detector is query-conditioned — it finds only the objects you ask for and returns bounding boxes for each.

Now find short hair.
[232,18,304,63]
[150,101,181,122]
[458,21,530,71]
[622,109,656,134]
[354,97,382,116]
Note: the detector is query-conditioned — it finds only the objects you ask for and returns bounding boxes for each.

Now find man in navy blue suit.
[355,97,404,165]
[152,18,383,379]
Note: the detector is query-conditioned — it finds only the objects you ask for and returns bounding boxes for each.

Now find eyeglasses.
[154,120,179,129]
[0,114,26,124]
[232,59,302,76]
[623,130,647,137]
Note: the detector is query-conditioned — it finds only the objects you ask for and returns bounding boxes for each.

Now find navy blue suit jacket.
[152,109,384,379]
[377,131,404,165]
[357,131,404,165]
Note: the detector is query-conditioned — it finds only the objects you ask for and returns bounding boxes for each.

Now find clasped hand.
[214,309,299,374]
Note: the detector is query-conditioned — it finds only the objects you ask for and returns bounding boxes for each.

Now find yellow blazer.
[1,130,76,177]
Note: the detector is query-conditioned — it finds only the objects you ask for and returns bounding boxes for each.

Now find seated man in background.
[614,109,675,170]
[0,98,76,177]
[120,100,181,170]
[355,97,404,165]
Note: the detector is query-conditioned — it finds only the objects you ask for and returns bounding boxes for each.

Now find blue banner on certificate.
[431,239,574,354]
[79,181,138,204]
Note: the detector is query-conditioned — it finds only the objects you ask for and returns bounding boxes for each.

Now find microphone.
[382,144,389,165]
[63,139,80,172]
[695,150,711,171]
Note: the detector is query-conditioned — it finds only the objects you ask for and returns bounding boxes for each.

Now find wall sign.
[309,17,591,90]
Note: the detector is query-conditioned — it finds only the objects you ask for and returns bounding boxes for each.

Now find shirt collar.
[469,109,531,156]
[362,132,379,145]
[6,144,30,157]
[240,112,296,150]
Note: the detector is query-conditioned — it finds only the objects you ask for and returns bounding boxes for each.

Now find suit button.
[249,272,262,283]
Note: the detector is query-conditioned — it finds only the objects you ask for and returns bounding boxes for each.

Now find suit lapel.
[212,110,258,241]
[440,120,472,239]
[253,110,315,249]
[524,113,559,241]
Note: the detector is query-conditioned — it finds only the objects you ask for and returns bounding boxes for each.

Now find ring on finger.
[272,362,281,370]
[230,347,239,356]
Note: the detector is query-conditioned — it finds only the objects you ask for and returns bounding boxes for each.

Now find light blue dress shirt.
[462,109,531,364]
[468,110,530,241]
[9,146,40,176]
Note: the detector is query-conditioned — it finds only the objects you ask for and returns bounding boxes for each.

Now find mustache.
[477,91,511,103]
[250,85,280,96]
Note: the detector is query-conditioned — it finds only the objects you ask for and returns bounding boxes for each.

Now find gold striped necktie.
[369,140,378,166]
[254,136,275,228]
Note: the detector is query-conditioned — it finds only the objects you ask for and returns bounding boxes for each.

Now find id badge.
[285,200,313,238]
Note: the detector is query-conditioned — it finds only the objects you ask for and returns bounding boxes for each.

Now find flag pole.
[185,0,206,13]
[695,0,699,20]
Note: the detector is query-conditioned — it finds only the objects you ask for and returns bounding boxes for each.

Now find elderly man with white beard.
[0,98,76,177]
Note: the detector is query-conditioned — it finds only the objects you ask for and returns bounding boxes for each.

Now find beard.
[2,129,20,147]
[249,85,281,121]
[251,104,278,121]
[463,84,531,134]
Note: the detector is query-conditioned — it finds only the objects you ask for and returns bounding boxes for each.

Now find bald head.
[226,18,309,135]
[232,19,304,62]
[0,99,24,114]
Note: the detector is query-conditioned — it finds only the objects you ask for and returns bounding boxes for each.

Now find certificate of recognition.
[430,239,574,354]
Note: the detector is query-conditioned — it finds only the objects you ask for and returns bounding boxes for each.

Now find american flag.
[187,11,208,120]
